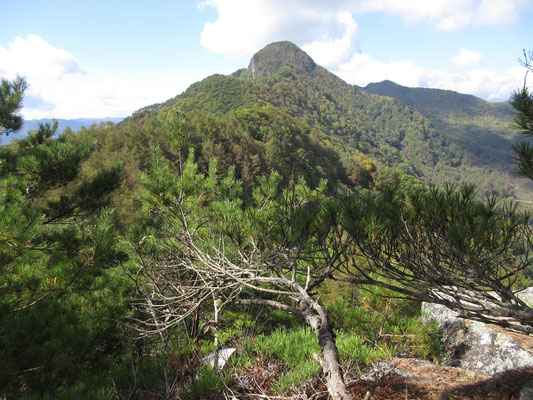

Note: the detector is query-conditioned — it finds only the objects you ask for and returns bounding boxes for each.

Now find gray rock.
[422,292,533,376]
[421,301,462,332]
[445,320,533,374]
[201,347,236,371]
[521,379,533,400]
[518,287,533,307]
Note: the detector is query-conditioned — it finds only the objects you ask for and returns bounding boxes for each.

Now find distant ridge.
[363,79,533,198]
[4,117,123,143]
[364,80,513,122]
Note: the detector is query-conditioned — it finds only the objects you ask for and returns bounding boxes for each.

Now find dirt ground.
[342,358,533,400]
[233,356,533,400]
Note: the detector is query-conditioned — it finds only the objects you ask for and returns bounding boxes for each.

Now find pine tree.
[511,50,533,180]
[131,133,352,399]
[0,75,27,135]
[341,183,533,335]
[0,76,128,396]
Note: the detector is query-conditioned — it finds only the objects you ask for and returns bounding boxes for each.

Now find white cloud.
[476,0,526,25]
[426,66,526,100]
[359,0,530,30]
[0,35,201,119]
[199,0,364,74]
[200,0,280,58]
[198,0,531,61]
[301,12,359,69]
[335,53,427,88]
[199,0,355,59]
[0,34,88,80]
[359,0,467,26]
[20,73,202,120]
[450,48,482,69]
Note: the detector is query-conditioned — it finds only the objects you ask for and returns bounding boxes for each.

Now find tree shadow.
[440,367,533,399]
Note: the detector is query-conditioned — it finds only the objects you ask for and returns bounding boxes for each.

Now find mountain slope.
[363,80,533,197]
[83,41,528,226]
[364,80,513,123]
[152,41,516,195]
[363,80,515,149]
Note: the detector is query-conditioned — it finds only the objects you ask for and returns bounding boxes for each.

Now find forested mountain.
[78,41,529,225]
[5,43,524,209]
[364,80,533,198]
[364,79,513,123]
[130,41,521,196]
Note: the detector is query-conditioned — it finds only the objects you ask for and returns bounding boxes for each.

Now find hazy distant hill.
[363,80,533,198]
[363,80,515,145]
[364,80,513,121]
[3,118,123,143]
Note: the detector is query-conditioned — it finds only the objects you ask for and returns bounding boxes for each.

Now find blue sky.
[1,0,532,119]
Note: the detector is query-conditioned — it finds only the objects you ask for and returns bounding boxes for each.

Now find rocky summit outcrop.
[247,41,317,78]
[422,288,533,376]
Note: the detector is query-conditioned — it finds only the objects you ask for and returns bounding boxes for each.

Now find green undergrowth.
[232,327,321,393]
[327,297,442,362]
[99,285,442,399]
[220,287,442,394]
[184,366,231,400]
[19,388,115,400]
[228,318,439,394]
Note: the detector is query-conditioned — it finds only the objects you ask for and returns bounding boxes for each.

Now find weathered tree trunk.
[238,296,352,400]
[212,295,221,371]
[301,301,352,400]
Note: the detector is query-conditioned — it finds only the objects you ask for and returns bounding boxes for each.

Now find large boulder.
[422,289,533,376]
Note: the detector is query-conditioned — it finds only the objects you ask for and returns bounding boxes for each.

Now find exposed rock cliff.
[423,288,533,375]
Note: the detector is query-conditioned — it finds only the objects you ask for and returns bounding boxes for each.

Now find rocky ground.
[230,354,533,399]
[343,357,533,400]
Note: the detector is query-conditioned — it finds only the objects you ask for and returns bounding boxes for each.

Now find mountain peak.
[248,41,316,79]
[367,80,398,87]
